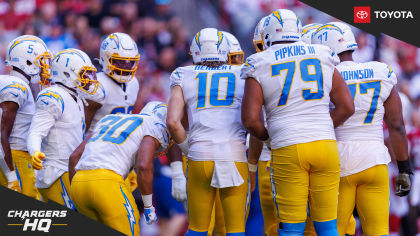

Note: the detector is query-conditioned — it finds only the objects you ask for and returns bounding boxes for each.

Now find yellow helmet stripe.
[302,25,321,36]
[108,34,120,49]
[271,11,283,26]
[195,32,201,50]
[315,24,343,34]
[217,31,223,49]
[53,49,85,62]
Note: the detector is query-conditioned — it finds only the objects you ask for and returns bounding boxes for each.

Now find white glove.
[144,206,157,225]
[170,161,187,202]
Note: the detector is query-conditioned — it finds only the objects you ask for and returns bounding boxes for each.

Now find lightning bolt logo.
[53,49,85,62]
[302,24,321,36]
[154,122,170,144]
[108,34,120,49]
[1,81,28,98]
[272,10,284,27]
[15,163,22,193]
[60,177,77,211]
[244,59,255,69]
[217,31,224,50]
[195,32,201,51]
[315,24,343,35]
[121,185,136,236]
[173,69,180,78]
[9,36,47,55]
[37,91,64,112]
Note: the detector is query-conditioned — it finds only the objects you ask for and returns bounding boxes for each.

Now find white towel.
[210,161,244,188]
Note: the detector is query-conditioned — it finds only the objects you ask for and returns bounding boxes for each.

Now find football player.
[301,24,322,44]
[69,101,170,236]
[83,32,140,134]
[313,22,412,236]
[241,9,355,236]
[0,35,52,197]
[27,49,98,209]
[221,31,244,65]
[167,28,250,235]
[253,16,268,53]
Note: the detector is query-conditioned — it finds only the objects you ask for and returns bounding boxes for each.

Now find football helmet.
[261,9,302,49]
[253,16,269,52]
[301,23,322,44]
[190,28,230,64]
[51,49,99,95]
[140,101,168,123]
[5,35,52,88]
[311,22,358,54]
[99,32,140,83]
[221,31,244,65]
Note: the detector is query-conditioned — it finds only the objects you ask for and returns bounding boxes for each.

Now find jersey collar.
[9,70,30,84]
[339,61,358,66]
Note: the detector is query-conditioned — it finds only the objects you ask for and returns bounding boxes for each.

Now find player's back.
[0,73,34,151]
[170,64,246,162]
[76,114,169,179]
[335,61,396,142]
[241,41,339,149]
[85,72,139,135]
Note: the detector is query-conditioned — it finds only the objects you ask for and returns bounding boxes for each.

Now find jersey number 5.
[272,58,324,106]
[88,116,144,144]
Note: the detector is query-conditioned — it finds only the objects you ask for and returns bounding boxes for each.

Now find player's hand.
[144,206,157,225]
[250,171,257,192]
[31,151,45,170]
[395,172,412,197]
[8,180,21,192]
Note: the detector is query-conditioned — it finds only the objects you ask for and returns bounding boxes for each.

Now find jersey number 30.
[88,116,144,144]
[272,58,324,106]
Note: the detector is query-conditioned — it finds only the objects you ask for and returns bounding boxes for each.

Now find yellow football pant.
[70,169,140,236]
[337,165,389,236]
[271,140,340,223]
[12,150,39,199]
[182,156,226,236]
[0,168,7,187]
[38,172,74,208]
[186,159,250,234]
[124,170,138,192]
[259,160,278,236]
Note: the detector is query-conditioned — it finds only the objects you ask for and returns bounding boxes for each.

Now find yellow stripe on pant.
[38,172,76,210]
[337,164,389,236]
[258,160,278,236]
[270,140,340,223]
[12,150,39,199]
[70,169,140,236]
[186,159,250,234]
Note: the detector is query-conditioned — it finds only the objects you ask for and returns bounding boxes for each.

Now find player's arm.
[167,86,189,155]
[69,133,93,183]
[248,134,263,192]
[384,87,412,197]
[136,135,160,225]
[0,101,18,171]
[241,78,269,142]
[329,69,355,128]
[83,99,102,133]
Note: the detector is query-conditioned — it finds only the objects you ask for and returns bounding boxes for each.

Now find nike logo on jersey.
[42,100,49,105]
[10,92,18,97]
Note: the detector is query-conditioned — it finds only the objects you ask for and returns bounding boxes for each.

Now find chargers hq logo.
[7,210,67,232]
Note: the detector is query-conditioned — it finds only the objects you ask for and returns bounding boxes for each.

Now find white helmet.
[5,35,52,88]
[99,32,140,83]
[301,23,322,44]
[221,31,244,65]
[261,9,302,49]
[190,28,230,64]
[51,49,99,95]
[140,101,167,123]
[311,22,358,54]
[253,16,269,52]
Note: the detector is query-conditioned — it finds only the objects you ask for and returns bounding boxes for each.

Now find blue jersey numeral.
[110,105,135,114]
[271,61,295,106]
[359,81,381,124]
[88,116,144,144]
[195,72,236,108]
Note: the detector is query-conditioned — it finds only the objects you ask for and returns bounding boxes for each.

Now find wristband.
[142,194,153,208]
[176,138,189,156]
[397,157,413,175]
[248,163,258,172]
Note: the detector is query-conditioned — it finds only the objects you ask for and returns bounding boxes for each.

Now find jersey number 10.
[195,72,236,109]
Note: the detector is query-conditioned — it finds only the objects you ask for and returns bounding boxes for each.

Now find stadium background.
[0,0,419,235]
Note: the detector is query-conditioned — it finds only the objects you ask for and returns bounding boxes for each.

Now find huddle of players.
[0,8,414,236]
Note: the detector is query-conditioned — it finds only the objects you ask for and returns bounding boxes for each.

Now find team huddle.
[0,8,414,236]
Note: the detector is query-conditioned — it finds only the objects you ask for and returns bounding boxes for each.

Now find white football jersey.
[84,72,139,135]
[170,65,247,162]
[0,71,34,151]
[334,61,396,177]
[76,114,170,179]
[241,41,340,149]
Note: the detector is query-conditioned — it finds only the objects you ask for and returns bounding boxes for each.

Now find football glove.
[170,161,187,202]
[31,151,45,170]
[395,157,413,197]
[144,206,157,225]
[8,180,21,192]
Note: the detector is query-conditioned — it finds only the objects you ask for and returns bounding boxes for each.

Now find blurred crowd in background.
[0,0,419,235]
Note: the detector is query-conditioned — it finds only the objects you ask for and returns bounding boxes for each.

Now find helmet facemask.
[253,40,264,52]
[75,66,99,95]
[34,52,53,89]
[228,51,244,65]
[104,52,140,83]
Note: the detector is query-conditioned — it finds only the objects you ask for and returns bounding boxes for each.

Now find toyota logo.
[357,11,369,19]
